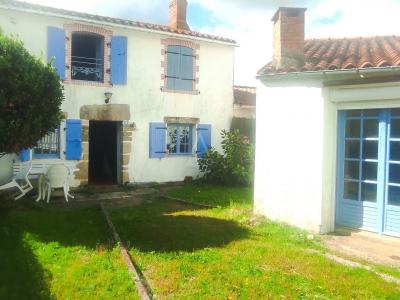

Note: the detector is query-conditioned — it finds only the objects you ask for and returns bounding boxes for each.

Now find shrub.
[198,130,254,186]
[0,33,64,155]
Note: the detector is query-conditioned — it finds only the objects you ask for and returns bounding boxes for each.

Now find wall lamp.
[104,92,113,104]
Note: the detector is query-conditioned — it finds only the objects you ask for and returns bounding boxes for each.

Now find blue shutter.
[111,36,128,84]
[20,149,31,162]
[167,47,181,90]
[197,124,212,156]
[66,119,82,160]
[181,49,194,80]
[181,51,194,91]
[47,26,66,80]
[149,122,167,158]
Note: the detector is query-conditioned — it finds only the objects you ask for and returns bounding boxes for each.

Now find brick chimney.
[169,0,190,31]
[272,7,307,69]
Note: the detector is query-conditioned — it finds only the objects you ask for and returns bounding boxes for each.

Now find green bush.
[198,130,254,186]
[0,33,64,155]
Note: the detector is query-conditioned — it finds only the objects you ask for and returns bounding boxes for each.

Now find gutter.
[256,66,400,82]
[0,4,238,47]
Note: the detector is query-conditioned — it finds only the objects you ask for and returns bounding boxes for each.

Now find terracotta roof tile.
[258,36,400,75]
[0,0,236,44]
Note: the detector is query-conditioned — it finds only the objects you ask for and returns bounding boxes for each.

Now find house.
[231,85,256,142]
[0,0,236,186]
[233,86,256,119]
[254,7,400,238]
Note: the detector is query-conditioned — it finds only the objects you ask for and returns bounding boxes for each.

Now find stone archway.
[75,104,132,185]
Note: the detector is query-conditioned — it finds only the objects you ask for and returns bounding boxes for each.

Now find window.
[71,33,104,82]
[33,128,61,159]
[166,45,195,91]
[167,124,193,155]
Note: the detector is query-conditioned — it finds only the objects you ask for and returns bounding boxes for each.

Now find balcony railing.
[71,56,104,82]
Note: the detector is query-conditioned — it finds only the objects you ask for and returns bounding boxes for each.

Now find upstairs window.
[33,128,61,159]
[167,124,193,155]
[166,45,195,91]
[71,33,104,82]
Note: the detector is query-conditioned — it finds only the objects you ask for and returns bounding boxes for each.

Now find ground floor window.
[167,124,193,155]
[33,128,61,159]
[337,109,400,237]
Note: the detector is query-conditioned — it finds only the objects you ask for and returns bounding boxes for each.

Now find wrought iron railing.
[71,56,104,82]
[33,128,60,158]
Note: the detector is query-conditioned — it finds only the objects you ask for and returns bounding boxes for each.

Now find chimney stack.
[169,0,190,31]
[272,7,307,69]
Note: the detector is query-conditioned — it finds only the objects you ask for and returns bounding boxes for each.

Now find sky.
[24,0,400,86]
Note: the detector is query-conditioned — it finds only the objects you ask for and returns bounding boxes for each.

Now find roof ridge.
[0,0,236,44]
[305,35,400,42]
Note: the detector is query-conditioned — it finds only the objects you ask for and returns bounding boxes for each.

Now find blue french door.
[337,109,400,237]
[384,109,400,236]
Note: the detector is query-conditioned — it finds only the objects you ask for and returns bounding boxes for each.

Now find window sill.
[63,79,112,87]
[161,87,200,95]
[168,153,195,157]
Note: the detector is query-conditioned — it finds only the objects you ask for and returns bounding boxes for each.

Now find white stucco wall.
[255,78,400,234]
[0,8,235,184]
[254,83,326,233]
[233,105,256,119]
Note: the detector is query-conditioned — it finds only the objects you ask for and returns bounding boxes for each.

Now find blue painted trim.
[382,110,400,236]
[377,109,389,234]
[335,111,346,226]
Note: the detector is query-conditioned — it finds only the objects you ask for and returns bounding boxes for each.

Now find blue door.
[383,109,400,237]
[337,109,400,237]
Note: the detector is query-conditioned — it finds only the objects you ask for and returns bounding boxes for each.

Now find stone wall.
[122,124,134,184]
[74,120,89,186]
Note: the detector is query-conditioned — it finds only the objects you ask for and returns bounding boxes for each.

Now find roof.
[258,36,400,76]
[0,0,236,44]
[234,86,256,106]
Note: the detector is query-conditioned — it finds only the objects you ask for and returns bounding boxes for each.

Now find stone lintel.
[80,104,131,121]
[164,116,200,124]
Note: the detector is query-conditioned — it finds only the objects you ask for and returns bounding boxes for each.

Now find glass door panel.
[337,109,381,232]
[383,111,400,236]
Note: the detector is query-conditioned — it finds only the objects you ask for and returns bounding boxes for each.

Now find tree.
[0,32,64,157]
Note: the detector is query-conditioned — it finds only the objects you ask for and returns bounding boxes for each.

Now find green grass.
[109,183,400,299]
[166,182,253,207]
[0,200,137,300]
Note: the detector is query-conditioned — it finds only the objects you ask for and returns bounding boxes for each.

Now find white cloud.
[23,0,400,85]
[191,0,400,85]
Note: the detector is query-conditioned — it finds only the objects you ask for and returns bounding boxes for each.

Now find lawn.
[110,182,400,299]
[0,200,137,300]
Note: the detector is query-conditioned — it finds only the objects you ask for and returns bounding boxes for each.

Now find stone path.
[323,227,400,268]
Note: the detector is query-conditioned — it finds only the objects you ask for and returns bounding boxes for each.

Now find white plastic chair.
[0,162,33,200]
[45,165,74,203]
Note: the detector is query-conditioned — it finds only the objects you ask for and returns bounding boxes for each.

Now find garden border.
[100,203,153,300]
[160,195,218,209]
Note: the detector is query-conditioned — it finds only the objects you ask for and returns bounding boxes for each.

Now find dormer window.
[71,33,104,82]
